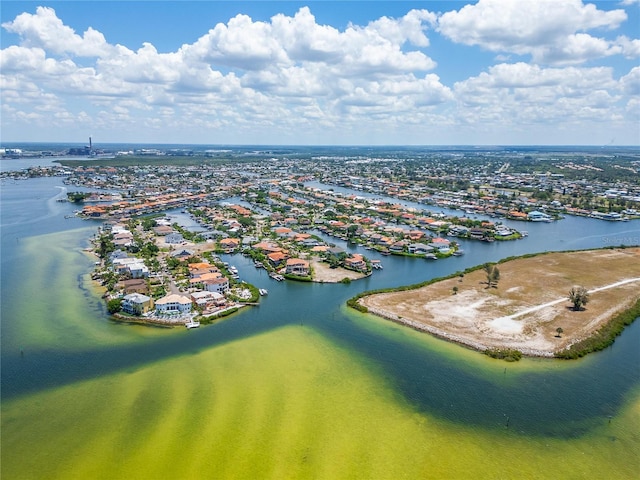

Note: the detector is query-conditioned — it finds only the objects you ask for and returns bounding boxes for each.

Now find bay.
[1,176,639,479]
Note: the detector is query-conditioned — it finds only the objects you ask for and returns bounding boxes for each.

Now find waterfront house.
[527,211,552,222]
[109,249,129,262]
[190,272,224,288]
[267,251,288,268]
[301,238,321,247]
[111,257,149,278]
[204,277,229,294]
[121,293,154,316]
[153,225,173,236]
[113,232,134,248]
[219,237,240,252]
[408,243,434,255]
[494,227,514,238]
[252,242,283,254]
[469,228,490,240]
[285,258,310,276]
[188,262,220,277]
[120,278,149,295]
[191,291,225,310]
[345,254,367,272]
[389,240,408,253]
[507,210,528,220]
[155,294,192,315]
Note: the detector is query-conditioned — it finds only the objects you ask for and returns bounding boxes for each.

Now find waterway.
[2,177,640,479]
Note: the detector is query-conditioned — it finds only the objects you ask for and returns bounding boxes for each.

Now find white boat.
[229,266,238,274]
[185,320,200,329]
[259,288,268,296]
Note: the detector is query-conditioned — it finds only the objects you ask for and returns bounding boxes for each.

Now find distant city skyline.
[1,1,639,145]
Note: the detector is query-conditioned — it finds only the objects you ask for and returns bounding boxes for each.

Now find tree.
[556,327,564,338]
[484,264,500,288]
[568,286,590,311]
[452,286,459,295]
[107,298,122,314]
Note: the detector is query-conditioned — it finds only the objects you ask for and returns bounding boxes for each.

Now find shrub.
[484,348,522,362]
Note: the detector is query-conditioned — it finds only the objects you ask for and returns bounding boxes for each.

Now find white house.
[191,291,225,309]
[155,294,192,315]
[204,277,229,294]
[111,257,149,278]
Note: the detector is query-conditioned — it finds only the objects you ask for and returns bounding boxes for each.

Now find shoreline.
[363,305,558,357]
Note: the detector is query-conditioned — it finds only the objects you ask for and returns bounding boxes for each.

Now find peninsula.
[356,248,640,358]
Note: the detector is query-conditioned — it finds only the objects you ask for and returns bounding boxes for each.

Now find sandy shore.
[359,248,640,357]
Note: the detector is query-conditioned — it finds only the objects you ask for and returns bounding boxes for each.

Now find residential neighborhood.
[3,145,639,328]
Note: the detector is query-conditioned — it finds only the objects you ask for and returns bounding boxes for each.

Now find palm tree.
[568,286,589,311]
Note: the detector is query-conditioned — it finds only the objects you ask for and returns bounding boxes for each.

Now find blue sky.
[1,1,639,145]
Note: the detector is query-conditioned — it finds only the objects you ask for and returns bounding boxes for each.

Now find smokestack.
[89,137,92,150]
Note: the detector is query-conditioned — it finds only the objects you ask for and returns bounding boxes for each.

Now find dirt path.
[498,277,640,321]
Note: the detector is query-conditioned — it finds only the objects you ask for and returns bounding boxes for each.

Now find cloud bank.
[1,2,638,144]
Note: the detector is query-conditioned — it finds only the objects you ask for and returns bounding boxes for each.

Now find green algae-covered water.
[2,178,640,479]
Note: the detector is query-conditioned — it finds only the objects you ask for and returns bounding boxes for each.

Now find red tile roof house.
[285,258,310,276]
[219,237,240,252]
[273,226,294,238]
[251,242,283,253]
[267,251,288,268]
[344,254,367,272]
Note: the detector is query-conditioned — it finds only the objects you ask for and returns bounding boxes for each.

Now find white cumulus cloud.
[1,6,116,57]
[438,0,629,64]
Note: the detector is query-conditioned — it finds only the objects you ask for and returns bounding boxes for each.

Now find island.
[354,248,640,358]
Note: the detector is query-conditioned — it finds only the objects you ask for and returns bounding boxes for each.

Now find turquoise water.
[2,177,640,478]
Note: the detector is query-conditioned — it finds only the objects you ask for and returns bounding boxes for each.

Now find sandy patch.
[311,258,367,283]
[359,248,640,356]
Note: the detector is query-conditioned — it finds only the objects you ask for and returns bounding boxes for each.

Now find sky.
[1,0,639,146]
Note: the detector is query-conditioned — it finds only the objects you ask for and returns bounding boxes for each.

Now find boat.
[185,320,200,329]
[452,249,464,256]
[259,288,268,296]
[229,266,238,274]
